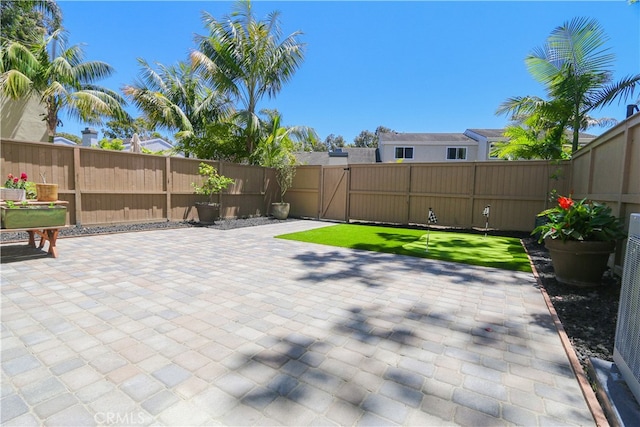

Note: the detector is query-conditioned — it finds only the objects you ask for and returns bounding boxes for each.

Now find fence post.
[73,147,82,226]
[406,164,412,225]
[345,166,351,223]
[166,156,172,221]
[318,166,323,220]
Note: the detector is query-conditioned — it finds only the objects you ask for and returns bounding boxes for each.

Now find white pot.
[1,188,26,201]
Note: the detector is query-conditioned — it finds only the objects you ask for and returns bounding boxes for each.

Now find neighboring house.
[122,137,178,155]
[54,127,183,157]
[378,129,597,162]
[379,131,481,163]
[54,127,101,147]
[52,137,77,146]
[464,129,510,160]
[294,147,379,165]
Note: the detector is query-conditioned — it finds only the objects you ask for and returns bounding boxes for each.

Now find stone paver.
[1,220,596,425]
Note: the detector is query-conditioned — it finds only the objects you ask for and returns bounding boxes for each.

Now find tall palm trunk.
[45,100,58,143]
[571,97,581,153]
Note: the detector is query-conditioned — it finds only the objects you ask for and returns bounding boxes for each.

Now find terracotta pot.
[271,203,290,220]
[195,202,220,225]
[544,238,616,287]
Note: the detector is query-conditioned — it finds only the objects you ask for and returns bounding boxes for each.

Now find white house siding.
[379,132,479,163]
[379,129,597,163]
[381,142,479,162]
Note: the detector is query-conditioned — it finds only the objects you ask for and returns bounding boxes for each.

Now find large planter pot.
[195,202,220,225]
[1,205,67,229]
[544,238,616,287]
[271,203,290,220]
[36,183,58,202]
[0,188,26,201]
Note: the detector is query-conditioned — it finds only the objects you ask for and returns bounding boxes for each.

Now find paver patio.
[1,220,596,426]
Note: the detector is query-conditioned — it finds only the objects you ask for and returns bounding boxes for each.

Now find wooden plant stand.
[1,226,68,258]
[1,200,69,258]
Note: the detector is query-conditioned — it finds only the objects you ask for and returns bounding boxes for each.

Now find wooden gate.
[321,166,349,221]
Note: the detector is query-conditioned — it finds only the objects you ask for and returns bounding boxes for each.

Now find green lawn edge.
[276,224,532,273]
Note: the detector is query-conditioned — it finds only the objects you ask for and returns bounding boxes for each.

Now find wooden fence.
[571,112,640,224]
[570,112,640,267]
[1,111,637,234]
[288,161,571,232]
[0,139,279,226]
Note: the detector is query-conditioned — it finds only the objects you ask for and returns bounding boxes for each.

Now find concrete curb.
[523,240,610,427]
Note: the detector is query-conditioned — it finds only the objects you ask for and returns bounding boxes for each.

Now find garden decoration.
[532,193,625,286]
[425,207,438,251]
[483,205,491,237]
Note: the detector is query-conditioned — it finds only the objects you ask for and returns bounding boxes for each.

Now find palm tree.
[498,17,639,154]
[1,0,63,46]
[252,109,318,167]
[1,29,128,141]
[495,97,572,160]
[123,59,232,158]
[254,110,317,205]
[190,0,305,158]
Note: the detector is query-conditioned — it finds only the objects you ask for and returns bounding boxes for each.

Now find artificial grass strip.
[276,224,532,272]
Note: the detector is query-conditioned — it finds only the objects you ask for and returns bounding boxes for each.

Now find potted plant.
[191,162,234,225]
[252,110,311,220]
[532,192,626,286]
[271,162,296,220]
[1,172,35,201]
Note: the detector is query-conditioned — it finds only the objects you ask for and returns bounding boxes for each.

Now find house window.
[446,147,467,160]
[394,147,414,160]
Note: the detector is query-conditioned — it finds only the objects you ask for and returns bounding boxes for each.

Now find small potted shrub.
[532,193,626,286]
[272,162,296,220]
[191,162,234,225]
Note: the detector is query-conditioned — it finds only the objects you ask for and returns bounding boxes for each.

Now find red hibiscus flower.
[558,196,574,210]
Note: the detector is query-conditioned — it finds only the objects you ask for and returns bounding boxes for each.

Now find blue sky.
[58,0,639,143]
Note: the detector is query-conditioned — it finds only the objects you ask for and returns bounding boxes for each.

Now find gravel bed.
[0,216,298,242]
[2,219,616,370]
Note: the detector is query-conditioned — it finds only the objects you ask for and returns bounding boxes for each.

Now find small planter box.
[0,188,26,201]
[1,205,67,229]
